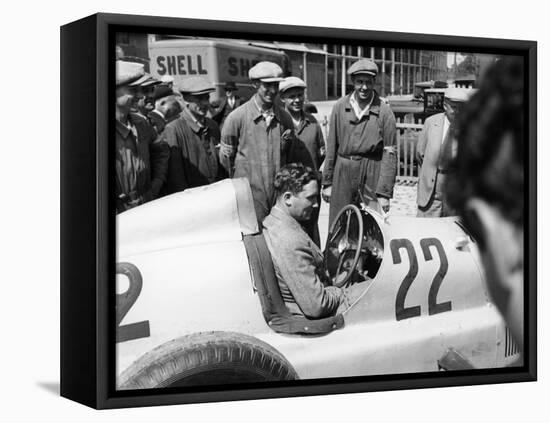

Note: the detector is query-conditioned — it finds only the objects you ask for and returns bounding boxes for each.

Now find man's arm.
[148,124,170,199]
[219,112,239,175]
[416,119,429,166]
[275,241,343,319]
[160,123,188,194]
[375,106,398,200]
[321,104,339,187]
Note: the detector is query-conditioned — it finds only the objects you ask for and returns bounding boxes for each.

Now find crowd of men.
[115,54,525,349]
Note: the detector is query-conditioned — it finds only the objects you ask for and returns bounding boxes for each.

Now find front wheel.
[118,332,299,389]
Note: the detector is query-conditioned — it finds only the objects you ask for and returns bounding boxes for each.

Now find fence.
[396,117,423,180]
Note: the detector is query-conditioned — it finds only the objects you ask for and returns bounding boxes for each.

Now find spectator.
[279,76,325,245]
[147,84,182,137]
[115,61,169,213]
[321,59,397,225]
[219,61,313,221]
[162,76,221,194]
[212,81,242,130]
[416,87,474,217]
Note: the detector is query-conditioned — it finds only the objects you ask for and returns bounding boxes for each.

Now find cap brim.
[260,77,285,82]
[180,88,215,95]
[349,70,377,76]
[141,79,161,87]
[128,75,151,86]
[280,85,306,92]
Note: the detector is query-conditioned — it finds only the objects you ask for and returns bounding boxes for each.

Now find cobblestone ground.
[319,178,418,249]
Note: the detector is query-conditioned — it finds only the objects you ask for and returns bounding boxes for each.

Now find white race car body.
[116,179,520,389]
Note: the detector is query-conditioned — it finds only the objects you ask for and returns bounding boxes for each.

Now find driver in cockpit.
[263,163,364,319]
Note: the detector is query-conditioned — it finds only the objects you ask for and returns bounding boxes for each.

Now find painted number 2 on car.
[116,262,150,343]
[391,238,452,321]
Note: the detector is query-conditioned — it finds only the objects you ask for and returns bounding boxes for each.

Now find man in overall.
[321,59,397,226]
[219,61,312,222]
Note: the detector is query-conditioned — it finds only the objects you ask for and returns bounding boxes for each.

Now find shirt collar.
[116,116,137,138]
[150,109,165,120]
[345,92,381,118]
[251,95,280,124]
[350,91,374,120]
[290,111,313,132]
[268,205,306,233]
[181,106,206,133]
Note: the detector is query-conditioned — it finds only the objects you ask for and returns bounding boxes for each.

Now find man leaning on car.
[263,163,363,319]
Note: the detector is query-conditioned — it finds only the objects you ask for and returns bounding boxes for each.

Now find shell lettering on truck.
[156,55,208,76]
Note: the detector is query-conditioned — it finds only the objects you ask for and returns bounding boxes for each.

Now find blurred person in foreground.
[445,57,525,352]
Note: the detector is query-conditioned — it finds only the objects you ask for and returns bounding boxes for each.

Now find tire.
[118,331,299,389]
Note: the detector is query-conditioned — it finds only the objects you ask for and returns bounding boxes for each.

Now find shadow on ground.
[36,382,60,396]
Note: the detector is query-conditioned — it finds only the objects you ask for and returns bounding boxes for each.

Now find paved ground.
[318,178,418,249]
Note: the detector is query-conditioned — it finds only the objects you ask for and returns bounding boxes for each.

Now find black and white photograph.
[4,0,547,421]
[113,29,527,391]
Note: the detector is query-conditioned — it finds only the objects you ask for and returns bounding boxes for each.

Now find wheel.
[118,332,299,389]
[324,204,364,287]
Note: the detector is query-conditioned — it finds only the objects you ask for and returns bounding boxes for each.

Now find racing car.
[116,178,521,390]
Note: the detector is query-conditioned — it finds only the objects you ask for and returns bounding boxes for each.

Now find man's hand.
[322,186,332,203]
[219,141,235,158]
[378,196,390,213]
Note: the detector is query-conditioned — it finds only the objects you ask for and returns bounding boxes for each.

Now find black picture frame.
[60,12,537,409]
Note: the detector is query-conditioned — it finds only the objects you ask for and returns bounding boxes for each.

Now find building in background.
[116,33,475,101]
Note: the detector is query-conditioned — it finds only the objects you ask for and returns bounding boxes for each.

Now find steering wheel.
[324,204,364,288]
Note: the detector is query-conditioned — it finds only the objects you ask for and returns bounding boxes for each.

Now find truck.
[148,38,290,102]
[387,80,449,122]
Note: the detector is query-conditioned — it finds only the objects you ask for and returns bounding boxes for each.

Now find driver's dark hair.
[445,57,524,233]
[274,163,317,198]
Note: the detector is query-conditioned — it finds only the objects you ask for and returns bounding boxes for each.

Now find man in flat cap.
[416,87,475,217]
[322,58,397,225]
[161,76,221,194]
[130,74,162,119]
[147,84,182,138]
[115,61,170,213]
[279,76,325,245]
[219,61,313,222]
[212,81,242,130]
